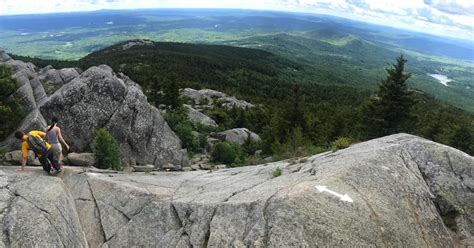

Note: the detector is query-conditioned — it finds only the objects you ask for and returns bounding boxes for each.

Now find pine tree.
[290,84,305,129]
[162,77,181,109]
[94,129,122,171]
[0,65,24,140]
[367,55,414,137]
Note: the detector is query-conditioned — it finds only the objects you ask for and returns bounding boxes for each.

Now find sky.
[0,0,473,40]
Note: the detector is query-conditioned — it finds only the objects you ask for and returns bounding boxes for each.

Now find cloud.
[424,0,474,15]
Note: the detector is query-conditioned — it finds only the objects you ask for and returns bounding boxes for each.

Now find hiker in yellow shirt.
[14,130,61,174]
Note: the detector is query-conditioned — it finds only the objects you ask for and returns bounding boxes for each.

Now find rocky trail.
[0,134,472,247]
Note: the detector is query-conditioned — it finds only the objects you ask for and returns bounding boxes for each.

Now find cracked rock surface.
[0,133,472,247]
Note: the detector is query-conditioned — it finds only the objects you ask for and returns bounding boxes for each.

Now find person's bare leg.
[16,157,27,171]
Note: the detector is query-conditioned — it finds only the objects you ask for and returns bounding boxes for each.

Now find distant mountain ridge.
[0,9,472,61]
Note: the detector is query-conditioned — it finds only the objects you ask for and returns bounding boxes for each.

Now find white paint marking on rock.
[315,185,353,203]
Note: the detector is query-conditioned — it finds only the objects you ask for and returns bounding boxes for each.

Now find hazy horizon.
[0,0,473,41]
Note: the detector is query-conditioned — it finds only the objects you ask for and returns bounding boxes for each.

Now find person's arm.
[57,128,70,150]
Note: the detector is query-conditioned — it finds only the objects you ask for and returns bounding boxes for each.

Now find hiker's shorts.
[50,143,62,161]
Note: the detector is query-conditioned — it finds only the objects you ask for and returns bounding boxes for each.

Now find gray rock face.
[212,128,261,145]
[183,104,218,127]
[39,66,189,169]
[40,65,127,151]
[181,88,254,109]
[0,50,48,150]
[0,51,47,113]
[1,134,471,247]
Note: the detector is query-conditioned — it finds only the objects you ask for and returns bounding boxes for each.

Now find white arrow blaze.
[315,185,353,203]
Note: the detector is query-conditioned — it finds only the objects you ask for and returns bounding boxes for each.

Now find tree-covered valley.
[1,9,473,112]
[8,40,474,161]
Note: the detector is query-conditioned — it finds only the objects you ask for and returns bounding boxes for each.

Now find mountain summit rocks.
[0,51,189,169]
[0,134,471,247]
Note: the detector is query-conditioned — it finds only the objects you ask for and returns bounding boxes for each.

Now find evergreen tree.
[162,77,181,109]
[94,129,122,171]
[235,108,248,128]
[366,55,414,137]
[450,121,473,154]
[289,84,305,129]
[0,65,24,140]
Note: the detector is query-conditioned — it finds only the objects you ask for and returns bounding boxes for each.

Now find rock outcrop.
[121,39,154,50]
[0,52,189,169]
[181,88,254,109]
[211,128,261,145]
[39,66,189,168]
[0,134,471,247]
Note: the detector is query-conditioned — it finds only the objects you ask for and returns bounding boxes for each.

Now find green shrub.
[174,122,198,152]
[94,129,122,171]
[273,166,282,178]
[211,142,244,166]
[331,137,352,151]
[164,107,208,155]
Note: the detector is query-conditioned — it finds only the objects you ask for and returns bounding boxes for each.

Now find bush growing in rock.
[273,166,282,177]
[331,137,352,151]
[211,141,244,166]
[94,128,122,170]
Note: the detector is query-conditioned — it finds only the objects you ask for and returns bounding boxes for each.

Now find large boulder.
[183,104,218,127]
[66,153,96,166]
[39,66,189,169]
[3,150,41,166]
[212,128,261,145]
[38,66,64,95]
[38,66,80,95]
[0,48,11,62]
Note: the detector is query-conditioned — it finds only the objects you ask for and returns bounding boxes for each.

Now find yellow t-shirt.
[21,131,52,158]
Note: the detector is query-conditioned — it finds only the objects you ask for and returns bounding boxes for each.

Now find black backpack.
[27,134,48,155]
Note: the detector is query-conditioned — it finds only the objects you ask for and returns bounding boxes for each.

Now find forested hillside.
[10,41,474,157]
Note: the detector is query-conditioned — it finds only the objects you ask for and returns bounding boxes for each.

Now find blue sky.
[0,0,473,40]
